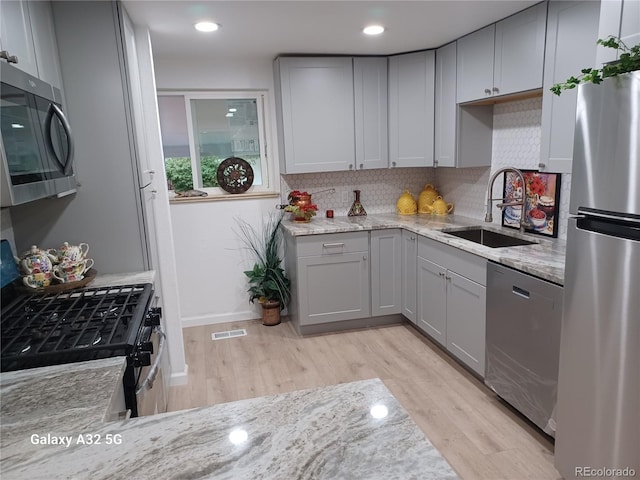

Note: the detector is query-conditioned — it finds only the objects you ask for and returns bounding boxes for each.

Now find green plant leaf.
[551,36,639,96]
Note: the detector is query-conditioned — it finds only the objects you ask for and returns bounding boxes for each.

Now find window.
[157,91,273,195]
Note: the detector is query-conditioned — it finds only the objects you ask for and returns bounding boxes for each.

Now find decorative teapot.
[396,190,417,215]
[14,245,56,275]
[423,196,455,215]
[49,242,90,264]
[418,184,440,213]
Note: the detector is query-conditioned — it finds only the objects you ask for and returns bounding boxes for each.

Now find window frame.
[157,90,276,197]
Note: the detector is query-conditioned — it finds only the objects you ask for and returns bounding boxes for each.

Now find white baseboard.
[181,311,260,328]
[169,363,189,386]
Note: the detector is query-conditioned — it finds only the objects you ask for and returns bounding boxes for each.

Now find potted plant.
[551,36,640,95]
[236,213,291,326]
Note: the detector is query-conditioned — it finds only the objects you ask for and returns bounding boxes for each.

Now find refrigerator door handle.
[577,207,640,224]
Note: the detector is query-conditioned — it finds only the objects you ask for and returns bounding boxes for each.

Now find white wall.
[154,56,284,326]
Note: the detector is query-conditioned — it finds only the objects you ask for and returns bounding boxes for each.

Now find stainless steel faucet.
[485,167,529,231]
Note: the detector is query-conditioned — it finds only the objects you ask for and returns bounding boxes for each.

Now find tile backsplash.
[281,168,435,216]
[281,96,571,239]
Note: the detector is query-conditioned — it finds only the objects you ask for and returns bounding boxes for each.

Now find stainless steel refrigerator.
[555,72,640,479]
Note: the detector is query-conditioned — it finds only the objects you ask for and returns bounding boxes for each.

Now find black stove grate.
[1,283,153,372]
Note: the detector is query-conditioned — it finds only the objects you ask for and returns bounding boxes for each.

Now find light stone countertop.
[282,213,566,285]
[89,270,155,288]
[0,358,127,471]
[0,378,458,480]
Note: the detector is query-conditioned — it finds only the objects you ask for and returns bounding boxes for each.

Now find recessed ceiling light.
[195,22,219,33]
[363,25,385,36]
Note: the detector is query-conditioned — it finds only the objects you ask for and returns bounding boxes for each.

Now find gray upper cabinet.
[596,0,640,64]
[493,1,547,97]
[435,41,493,168]
[540,1,600,174]
[456,24,496,104]
[274,57,355,173]
[434,42,457,167]
[0,0,38,77]
[457,2,547,103]
[354,57,388,170]
[388,51,435,167]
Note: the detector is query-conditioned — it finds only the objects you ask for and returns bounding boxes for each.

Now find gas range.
[0,283,157,372]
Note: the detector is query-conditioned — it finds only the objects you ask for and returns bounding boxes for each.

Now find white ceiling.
[122,0,540,61]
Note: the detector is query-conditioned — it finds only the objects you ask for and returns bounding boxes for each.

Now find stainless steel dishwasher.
[485,261,564,437]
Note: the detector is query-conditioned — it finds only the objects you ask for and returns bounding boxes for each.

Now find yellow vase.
[396,190,417,215]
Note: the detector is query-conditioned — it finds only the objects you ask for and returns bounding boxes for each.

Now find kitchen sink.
[444,228,537,248]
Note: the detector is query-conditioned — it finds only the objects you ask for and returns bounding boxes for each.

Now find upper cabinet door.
[388,51,435,168]
[0,0,38,78]
[28,0,64,91]
[354,57,388,170]
[540,1,600,174]
[493,1,547,97]
[456,24,495,104]
[435,42,457,167]
[457,2,547,104]
[275,57,355,173]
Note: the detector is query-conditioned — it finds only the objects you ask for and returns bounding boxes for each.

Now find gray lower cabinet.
[401,230,417,323]
[286,232,370,330]
[540,0,600,174]
[417,235,487,377]
[370,229,402,316]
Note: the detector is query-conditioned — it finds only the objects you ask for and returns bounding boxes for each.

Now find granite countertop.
[1,378,458,480]
[89,270,156,288]
[282,213,566,285]
[0,358,127,471]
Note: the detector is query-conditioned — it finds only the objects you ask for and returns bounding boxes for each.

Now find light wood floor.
[168,319,561,480]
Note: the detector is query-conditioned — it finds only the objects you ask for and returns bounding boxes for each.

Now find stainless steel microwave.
[0,61,76,206]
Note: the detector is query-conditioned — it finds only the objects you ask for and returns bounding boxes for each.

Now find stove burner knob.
[134,351,151,367]
[144,309,160,327]
[139,340,154,354]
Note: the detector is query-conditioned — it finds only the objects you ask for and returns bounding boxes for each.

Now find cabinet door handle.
[538,162,546,169]
[438,272,445,277]
[492,87,500,94]
[512,286,530,299]
[445,275,451,280]
[484,88,491,95]
[391,161,397,167]
[0,50,18,64]
[323,242,345,248]
[359,163,364,169]
[349,164,354,170]
[363,255,367,261]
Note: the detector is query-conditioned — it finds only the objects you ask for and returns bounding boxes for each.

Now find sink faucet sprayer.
[485,167,530,232]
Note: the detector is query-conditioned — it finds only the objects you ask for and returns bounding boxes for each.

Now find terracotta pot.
[261,300,281,326]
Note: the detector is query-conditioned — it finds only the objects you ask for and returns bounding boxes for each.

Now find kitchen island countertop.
[281,213,566,285]
[0,376,457,479]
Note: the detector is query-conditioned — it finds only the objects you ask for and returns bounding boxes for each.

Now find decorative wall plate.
[216,157,254,194]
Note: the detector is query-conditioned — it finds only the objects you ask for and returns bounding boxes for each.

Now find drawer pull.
[512,286,530,299]
[323,242,345,248]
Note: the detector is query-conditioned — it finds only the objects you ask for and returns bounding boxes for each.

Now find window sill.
[169,191,281,204]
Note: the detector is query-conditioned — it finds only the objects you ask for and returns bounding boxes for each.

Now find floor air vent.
[211,329,247,341]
